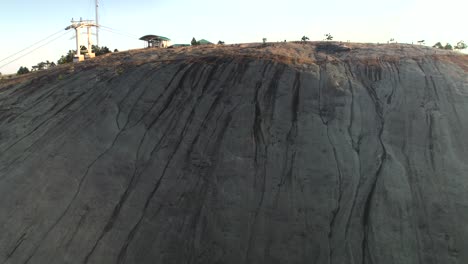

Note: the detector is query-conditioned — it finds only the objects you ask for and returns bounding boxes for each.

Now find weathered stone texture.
[0,43,467,263]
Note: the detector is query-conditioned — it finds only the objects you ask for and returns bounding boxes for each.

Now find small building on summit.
[140,35,171,48]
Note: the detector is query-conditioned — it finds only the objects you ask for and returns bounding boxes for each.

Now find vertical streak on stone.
[327,121,343,264]
[317,64,327,125]
[82,64,194,263]
[261,64,287,261]
[343,63,365,264]
[114,63,203,264]
[318,64,344,264]
[127,63,189,129]
[361,62,387,264]
[114,66,161,130]
[244,63,269,264]
[274,71,300,197]
[21,84,118,264]
[426,110,436,171]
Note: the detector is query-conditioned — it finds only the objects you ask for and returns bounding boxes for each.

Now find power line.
[99,25,140,38]
[0,29,65,64]
[0,30,73,70]
[0,22,142,71]
[99,25,140,40]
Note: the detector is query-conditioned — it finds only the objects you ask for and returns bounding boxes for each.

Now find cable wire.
[0,30,73,70]
[0,29,65,64]
[99,25,140,39]
[0,23,142,70]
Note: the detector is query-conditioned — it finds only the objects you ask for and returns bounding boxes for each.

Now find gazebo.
[139,35,171,48]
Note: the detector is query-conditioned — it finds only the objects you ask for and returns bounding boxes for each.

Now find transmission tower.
[65,18,97,62]
[96,0,99,47]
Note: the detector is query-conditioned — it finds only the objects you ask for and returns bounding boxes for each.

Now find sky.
[0,0,466,74]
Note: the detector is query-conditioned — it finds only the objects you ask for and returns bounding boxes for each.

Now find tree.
[92,45,112,56]
[217,40,225,45]
[37,62,45,71]
[100,46,111,55]
[325,33,333,41]
[114,49,119,52]
[37,61,47,70]
[191,37,199,46]
[57,45,113,65]
[444,43,453,50]
[32,60,55,71]
[301,36,309,42]
[58,50,75,64]
[433,42,443,49]
[455,40,467,50]
[17,66,30,75]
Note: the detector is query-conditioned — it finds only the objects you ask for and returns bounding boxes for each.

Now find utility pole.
[65,18,97,62]
[96,0,99,47]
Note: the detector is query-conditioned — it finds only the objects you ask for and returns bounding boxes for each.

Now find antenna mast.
[95,0,99,46]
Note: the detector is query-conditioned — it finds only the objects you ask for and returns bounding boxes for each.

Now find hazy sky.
[0,0,466,74]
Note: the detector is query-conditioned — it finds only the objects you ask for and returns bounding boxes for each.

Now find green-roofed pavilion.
[140,35,171,48]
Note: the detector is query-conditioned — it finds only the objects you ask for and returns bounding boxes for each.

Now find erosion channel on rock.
[0,42,467,264]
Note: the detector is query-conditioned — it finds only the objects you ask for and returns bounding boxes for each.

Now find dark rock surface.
[315,43,351,53]
[0,43,467,264]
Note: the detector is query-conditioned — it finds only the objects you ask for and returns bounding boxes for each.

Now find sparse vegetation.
[116,67,124,75]
[191,37,200,46]
[433,41,466,51]
[92,45,112,56]
[325,33,333,41]
[58,50,76,65]
[32,60,56,71]
[432,41,458,50]
[17,66,30,75]
[57,46,113,65]
[455,40,467,50]
[433,42,444,49]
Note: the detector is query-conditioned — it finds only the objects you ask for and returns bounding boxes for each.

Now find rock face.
[0,43,467,264]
